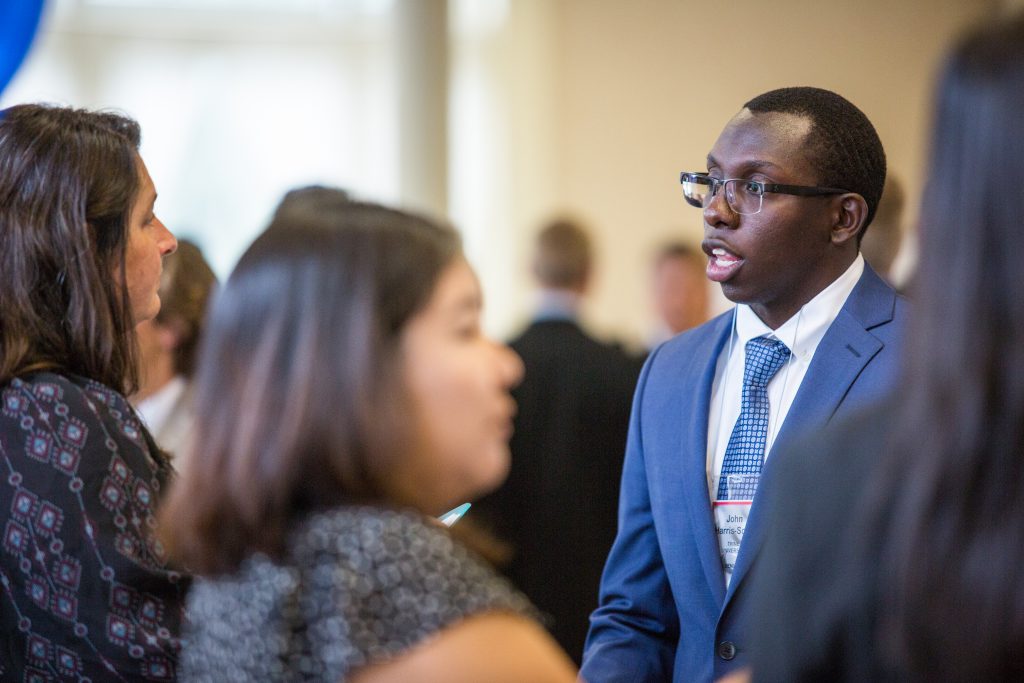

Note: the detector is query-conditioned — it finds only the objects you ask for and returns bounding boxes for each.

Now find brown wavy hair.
[0,104,143,394]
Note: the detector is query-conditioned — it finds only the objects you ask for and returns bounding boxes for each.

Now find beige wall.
[485,0,996,345]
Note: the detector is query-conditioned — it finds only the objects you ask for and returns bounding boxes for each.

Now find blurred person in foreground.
[159,192,578,682]
[475,218,641,663]
[752,13,1024,682]
[0,104,186,679]
[133,240,217,470]
[650,241,711,343]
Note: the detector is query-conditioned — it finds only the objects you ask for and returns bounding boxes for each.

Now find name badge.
[714,473,759,584]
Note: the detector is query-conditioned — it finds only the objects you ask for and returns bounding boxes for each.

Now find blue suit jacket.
[581,265,908,683]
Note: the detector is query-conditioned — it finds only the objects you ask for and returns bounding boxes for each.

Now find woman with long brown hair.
[0,104,185,680]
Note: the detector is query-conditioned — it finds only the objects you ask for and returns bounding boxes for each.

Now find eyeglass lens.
[682,175,763,215]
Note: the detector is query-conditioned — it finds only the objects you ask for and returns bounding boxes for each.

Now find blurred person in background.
[133,239,217,470]
[0,104,187,680]
[160,193,577,682]
[752,13,1024,682]
[271,183,351,222]
[475,218,641,663]
[650,240,711,344]
[858,175,906,286]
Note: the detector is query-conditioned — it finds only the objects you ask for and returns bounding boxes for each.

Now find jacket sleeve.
[580,350,679,682]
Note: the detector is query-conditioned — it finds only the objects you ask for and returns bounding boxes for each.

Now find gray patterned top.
[180,506,534,682]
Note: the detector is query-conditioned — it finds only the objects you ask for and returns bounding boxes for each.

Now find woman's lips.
[706,247,743,283]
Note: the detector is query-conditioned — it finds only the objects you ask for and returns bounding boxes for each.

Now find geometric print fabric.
[716,335,791,500]
[0,373,187,681]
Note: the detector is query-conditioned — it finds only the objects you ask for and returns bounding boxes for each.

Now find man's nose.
[703,182,739,229]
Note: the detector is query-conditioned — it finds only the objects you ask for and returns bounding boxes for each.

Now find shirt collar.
[534,288,582,323]
[733,254,865,361]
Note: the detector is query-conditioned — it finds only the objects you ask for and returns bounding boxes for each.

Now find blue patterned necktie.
[716,335,791,500]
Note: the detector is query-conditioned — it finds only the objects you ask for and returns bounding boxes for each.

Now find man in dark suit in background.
[475,218,642,664]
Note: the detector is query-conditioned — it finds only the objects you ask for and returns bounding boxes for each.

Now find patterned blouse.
[181,506,535,682]
[0,372,189,681]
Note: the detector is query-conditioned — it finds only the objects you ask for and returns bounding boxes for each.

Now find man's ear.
[831,193,868,246]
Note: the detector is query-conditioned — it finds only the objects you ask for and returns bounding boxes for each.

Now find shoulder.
[635,311,731,392]
[843,264,909,335]
[1,371,155,463]
[290,505,453,555]
[654,310,732,358]
[289,507,528,607]
[510,319,583,351]
[4,371,138,430]
[185,506,535,680]
[512,321,640,371]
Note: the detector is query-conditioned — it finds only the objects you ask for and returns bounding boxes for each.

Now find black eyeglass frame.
[679,171,853,214]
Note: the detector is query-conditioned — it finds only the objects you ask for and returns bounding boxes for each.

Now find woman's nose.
[498,343,525,389]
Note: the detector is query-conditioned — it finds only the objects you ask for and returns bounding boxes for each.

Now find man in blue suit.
[581,87,907,682]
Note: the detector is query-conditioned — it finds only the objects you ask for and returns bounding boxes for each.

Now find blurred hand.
[716,669,751,683]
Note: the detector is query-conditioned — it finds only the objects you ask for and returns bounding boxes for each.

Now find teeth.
[712,248,739,262]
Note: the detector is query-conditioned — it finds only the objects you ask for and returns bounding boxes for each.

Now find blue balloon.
[0,0,46,96]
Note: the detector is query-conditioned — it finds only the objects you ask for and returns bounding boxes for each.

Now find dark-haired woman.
[0,104,186,679]
[751,13,1024,682]
[161,193,577,682]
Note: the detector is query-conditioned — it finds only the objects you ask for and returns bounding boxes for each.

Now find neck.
[750,251,857,330]
[536,288,583,320]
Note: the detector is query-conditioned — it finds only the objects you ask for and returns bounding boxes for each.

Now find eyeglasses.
[679,171,852,216]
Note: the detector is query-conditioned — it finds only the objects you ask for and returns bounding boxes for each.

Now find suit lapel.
[677,316,733,607]
[722,266,895,606]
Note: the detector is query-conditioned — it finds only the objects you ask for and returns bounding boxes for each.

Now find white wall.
[4,0,999,345]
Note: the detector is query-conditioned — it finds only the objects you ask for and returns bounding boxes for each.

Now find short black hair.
[743,87,887,233]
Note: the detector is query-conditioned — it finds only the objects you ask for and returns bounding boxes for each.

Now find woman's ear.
[831,193,868,246]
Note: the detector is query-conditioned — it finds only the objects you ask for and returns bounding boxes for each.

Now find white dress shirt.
[706,254,865,499]
[135,375,195,468]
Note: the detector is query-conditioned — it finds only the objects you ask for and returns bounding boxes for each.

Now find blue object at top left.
[0,1,46,96]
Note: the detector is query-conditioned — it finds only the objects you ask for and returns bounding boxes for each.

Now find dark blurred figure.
[133,239,217,469]
[859,175,905,285]
[650,241,710,343]
[475,218,642,664]
[753,13,1024,682]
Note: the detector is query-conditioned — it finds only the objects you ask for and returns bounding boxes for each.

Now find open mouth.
[705,246,744,283]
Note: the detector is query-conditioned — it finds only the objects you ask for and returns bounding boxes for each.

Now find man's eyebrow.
[744,159,780,171]
[705,155,780,172]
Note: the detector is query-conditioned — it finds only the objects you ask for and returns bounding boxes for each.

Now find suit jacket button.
[718,641,737,660]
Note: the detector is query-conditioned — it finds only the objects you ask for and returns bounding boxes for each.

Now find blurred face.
[120,156,177,324]
[702,110,839,329]
[653,254,708,334]
[399,257,524,513]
